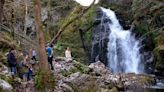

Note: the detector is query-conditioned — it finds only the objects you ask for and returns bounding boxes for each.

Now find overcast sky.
[74,0,99,6]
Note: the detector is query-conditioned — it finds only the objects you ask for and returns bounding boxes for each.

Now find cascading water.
[100,7,143,74]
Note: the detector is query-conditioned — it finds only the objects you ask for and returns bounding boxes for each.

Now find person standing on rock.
[31,48,37,61]
[47,44,54,70]
[7,48,17,78]
[65,47,72,61]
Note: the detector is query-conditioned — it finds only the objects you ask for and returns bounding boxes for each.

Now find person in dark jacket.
[7,48,17,77]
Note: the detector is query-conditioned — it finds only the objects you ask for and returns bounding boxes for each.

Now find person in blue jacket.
[47,44,54,70]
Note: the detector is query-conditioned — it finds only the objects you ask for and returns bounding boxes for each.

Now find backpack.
[18,61,24,67]
[7,53,10,63]
[47,47,53,57]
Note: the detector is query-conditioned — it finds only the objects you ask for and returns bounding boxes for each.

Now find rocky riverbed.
[0,57,156,92]
[53,57,156,92]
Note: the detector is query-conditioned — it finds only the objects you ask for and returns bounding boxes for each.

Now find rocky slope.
[52,58,156,92]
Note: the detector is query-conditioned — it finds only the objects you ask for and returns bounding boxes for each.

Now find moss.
[69,78,100,92]
[0,74,8,82]
[74,62,91,74]
[79,84,99,92]
[34,70,56,90]
[55,6,96,63]
[60,67,79,77]
[60,61,91,77]
[155,33,164,45]
[153,47,164,71]
[153,31,164,71]
[0,87,3,92]
[109,87,118,92]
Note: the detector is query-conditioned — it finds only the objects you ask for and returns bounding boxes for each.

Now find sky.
[74,0,99,6]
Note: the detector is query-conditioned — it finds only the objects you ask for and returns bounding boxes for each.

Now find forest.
[0,0,163,92]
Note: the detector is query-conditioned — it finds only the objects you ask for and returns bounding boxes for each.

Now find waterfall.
[100,7,143,74]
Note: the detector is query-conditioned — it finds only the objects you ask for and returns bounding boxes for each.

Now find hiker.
[31,48,37,61]
[28,64,33,81]
[21,54,30,81]
[47,44,54,70]
[7,48,17,77]
[65,47,72,61]
[17,52,24,78]
[21,54,33,81]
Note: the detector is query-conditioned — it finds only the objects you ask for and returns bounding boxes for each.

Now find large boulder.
[62,72,116,92]
[53,57,91,77]
[89,61,112,76]
[103,73,156,89]
[88,61,156,89]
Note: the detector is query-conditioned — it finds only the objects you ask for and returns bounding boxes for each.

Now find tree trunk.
[24,0,28,36]
[34,0,49,70]
[11,0,15,40]
[0,0,5,31]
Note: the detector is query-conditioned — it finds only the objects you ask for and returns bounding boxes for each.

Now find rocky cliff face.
[91,8,111,65]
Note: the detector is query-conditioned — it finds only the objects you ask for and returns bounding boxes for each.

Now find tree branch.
[0,24,36,45]
[50,0,96,44]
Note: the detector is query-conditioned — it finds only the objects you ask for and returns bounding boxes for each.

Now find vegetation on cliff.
[0,0,163,91]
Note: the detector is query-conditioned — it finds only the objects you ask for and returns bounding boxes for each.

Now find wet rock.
[91,8,111,65]
[121,73,155,89]
[123,74,155,88]
[101,73,156,89]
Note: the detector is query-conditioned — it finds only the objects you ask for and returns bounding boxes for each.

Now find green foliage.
[34,70,56,90]
[153,31,164,71]
[55,6,96,62]
[60,67,78,77]
[74,62,91,74]
[131,0,164,72]
[70,79,100,92]
[78,84,99,92]
[0,73,16,86]
[60,61,91,77]
[154,47,164,71]
[0,87,3,92]
[154,48,164,70]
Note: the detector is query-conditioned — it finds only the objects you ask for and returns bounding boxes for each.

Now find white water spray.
[101,7,143,74]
